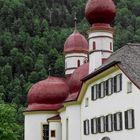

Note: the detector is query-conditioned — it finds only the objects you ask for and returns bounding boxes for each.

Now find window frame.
[42,124,49,140]
[114,74,122,93]
[125,109,135,130]
[114,112,123,131]
[106,114,113,132]
[84,120,90,135]
[127,82,132,93]
[98,116,105,133]
[91,85,97,101]
[91,118,98,134]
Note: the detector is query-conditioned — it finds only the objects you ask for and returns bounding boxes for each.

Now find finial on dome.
[74,12,77,32]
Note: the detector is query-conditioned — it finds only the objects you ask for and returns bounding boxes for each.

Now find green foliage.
[0,0,139,139]
[0,104,22,140]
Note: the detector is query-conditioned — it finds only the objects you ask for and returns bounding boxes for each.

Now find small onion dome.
[64,31,88,54]
[85,0,116,25]
[26,76,69,111]
[68,63,89,94]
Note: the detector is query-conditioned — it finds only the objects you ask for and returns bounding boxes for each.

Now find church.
[24,0,140,140]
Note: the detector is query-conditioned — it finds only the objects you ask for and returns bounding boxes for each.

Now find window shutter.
[84,121,86,135]
[120,112,123,130]
[98,84,101,98]
[125,111,128,129]
[106,80,109,96]
[91,86,94,100]
[114,114,117,131]
[98,117,101,133]
[87,120,89,135]
[106,116,108,131]
[120,74,122,91]
[91,119,94,134]
[114,76,117,92]
[132,110,135,128]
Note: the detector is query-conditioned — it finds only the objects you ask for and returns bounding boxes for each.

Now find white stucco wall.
[81,69,140,140]
[49,122,62,140]
[60,105,81,140]
[88,31,113,73]
[24,112,56,140]
[65,53,87,75]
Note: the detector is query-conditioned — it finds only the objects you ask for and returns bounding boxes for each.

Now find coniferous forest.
[0,0,140,139]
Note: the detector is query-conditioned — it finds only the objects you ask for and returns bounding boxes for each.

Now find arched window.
[93,41,96,50]
[110,42,113,50]
[77,60,80,67]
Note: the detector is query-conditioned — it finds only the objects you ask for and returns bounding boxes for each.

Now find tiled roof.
[83,43,140,89]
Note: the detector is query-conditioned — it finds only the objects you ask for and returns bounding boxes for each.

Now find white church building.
[24,0,140,140]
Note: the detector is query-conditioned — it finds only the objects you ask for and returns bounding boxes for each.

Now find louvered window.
[106,114,113,132]
[114,112,123,131]
[114,74,122,93]
[84,120,90,135]
[99,82,105,98]
[91,85,97,100]
[108,78,113,95]
[98,116,105,133]
[125,109,135,129]
[91,118,98,134]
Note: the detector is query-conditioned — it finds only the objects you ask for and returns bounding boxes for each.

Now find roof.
[64,31,88,54]
[47,115,61,121]
[83,43,140,89]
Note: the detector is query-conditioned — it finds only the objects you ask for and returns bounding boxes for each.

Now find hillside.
[0,0,140,139]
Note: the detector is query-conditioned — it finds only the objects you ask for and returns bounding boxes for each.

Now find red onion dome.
[26,76,69,111]
[68,63,89,94]
[64,31,88,54]
[85,0,116,25]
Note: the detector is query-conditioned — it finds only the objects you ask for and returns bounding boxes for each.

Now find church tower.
[85,0,116,73]
[63,17,88,75]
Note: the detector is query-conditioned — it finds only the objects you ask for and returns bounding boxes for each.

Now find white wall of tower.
[49,122,62,140]
[65,53,87,75]
[88,31,113,73]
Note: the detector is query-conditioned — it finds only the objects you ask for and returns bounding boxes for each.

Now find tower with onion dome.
[85,0,116,73]
[64,17,88,75]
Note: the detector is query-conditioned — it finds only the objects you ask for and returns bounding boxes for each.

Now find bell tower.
[63,16,88,75]
[85,0,116,73]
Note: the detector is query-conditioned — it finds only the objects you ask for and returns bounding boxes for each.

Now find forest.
[0,0,140,139]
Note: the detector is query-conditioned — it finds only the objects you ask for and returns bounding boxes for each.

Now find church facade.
[24,0,140,140]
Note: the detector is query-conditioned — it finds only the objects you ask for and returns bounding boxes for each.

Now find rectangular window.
[97,84,101,98]
[84,120,89,135]
[91,118,98,134]
[114,112,123,131]
[125,109,135,129]
[99,82,105,98]
[106,114,113,132]
[91,85,97,100]
[114,74,122,93]
[108,78,113,95]
[51,130,56,137]
[98,116,105,133]
[127,82,132,93]
[43,124,49,140]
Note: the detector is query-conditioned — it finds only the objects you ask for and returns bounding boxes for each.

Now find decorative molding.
[65,67,77,71]
[65,55,87,59]
[88,35,113,40]
[23,110,58,115]
[89,50,113,55]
